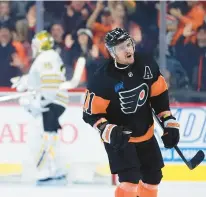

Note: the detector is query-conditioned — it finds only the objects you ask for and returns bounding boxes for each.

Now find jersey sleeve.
[149,57,171,117]
[27,57,40,91]
[82,73,111,129]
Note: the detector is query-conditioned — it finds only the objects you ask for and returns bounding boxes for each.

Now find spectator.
[178,23,206,92]
[10,1,30,20]
[156,2,179,55]
[131,1,157,34]
[0,1,14,29]
[61,1,90,36]
[129,22,152,53]
[169,1,205,46]
[14,19,32,71]
[192,24,206,91]
[86,1,112,58]
[154,45,189,92]
[64,28,97,84]
[108,1,137,30]
[76,28,94,58]
[25,2,36,42]
[108,1,127,29]
[44,1,66,21]
[26,1,54,42]
[50,22,65,55]
[0,25,24,86]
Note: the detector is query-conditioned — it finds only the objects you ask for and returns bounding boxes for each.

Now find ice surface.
[0,181,205,197]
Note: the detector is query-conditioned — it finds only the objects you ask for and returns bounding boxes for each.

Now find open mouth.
[126,54,132,58]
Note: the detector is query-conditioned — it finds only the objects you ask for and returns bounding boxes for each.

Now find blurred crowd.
[0,1,206,102]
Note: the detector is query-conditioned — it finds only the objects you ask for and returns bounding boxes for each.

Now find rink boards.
[0,103,205,181]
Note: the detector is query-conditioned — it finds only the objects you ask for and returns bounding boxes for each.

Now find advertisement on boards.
[0,103,205,181]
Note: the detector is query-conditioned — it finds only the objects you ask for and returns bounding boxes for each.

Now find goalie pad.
[35,132,66,180]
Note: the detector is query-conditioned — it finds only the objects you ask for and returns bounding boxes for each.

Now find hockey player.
[83,28,180,197]
[11,30,68,185]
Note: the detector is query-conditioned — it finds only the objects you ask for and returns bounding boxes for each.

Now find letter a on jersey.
[143,66,153,79]
[119,83,149,114]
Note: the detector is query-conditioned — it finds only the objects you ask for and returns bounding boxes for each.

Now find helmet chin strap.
[110,41,135,70]
[114,58,130,69]
[111,48,130,70]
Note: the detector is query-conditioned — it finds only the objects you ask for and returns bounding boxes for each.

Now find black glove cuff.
[161,114,176,122]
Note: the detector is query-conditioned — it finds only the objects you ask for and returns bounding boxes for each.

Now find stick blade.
[189,150,205,170]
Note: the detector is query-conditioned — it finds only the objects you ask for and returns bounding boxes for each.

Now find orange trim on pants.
[129,124,154,143]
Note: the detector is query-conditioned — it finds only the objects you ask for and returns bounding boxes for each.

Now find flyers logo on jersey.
[119,83,149,114]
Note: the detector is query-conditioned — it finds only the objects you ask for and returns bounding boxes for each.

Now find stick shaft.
[152,109,190,165]
[0,91,35,102]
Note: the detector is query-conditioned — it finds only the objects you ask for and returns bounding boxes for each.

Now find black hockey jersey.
[83,52,170,142]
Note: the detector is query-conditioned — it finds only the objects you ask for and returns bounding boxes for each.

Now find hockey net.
[0,88,116,185]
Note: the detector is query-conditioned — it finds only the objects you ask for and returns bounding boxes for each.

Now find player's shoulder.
[134,52,160,78]
[135,52,159,70]
[87,58,112,95]
[37,49,60,60]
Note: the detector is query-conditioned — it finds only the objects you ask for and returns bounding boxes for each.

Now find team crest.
[143,66,153,79]
[119,83,149,114]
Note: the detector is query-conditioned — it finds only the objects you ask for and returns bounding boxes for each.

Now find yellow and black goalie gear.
[34,30,54,52]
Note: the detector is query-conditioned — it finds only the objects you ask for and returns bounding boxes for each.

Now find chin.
[127,57,134,64]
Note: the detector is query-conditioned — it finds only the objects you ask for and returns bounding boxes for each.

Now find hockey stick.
[36,150,46,168]
[0,91,36,102]
[152,109,205,170]
[59,57,86,90]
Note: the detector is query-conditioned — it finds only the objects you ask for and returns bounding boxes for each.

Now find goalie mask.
[105,28,135,69]
[31,30,54,58]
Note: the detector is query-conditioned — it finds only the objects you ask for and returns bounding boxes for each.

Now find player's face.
[114,39,134,65]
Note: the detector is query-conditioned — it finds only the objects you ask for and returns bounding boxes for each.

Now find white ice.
[0,181,205,197]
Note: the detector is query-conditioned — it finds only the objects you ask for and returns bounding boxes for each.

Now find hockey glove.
[96,120,132,151]
[19,95,49,117]
[11,75,28,92]
[161,115,180,149]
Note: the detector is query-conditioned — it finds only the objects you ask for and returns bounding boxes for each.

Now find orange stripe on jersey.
[92,95,110,114]
[150,75,168,97]
[129,124,154,143]
[84,90,110,114]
